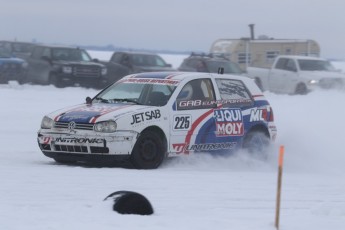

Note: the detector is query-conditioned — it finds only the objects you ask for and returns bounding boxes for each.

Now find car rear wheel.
[295,83,307,95]
[130,130,165,169]
[49,74,65,88]
[242,130,270,156]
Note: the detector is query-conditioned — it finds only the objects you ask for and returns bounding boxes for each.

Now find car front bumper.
[37,130,138,162]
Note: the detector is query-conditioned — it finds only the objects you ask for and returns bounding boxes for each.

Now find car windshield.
[12,43,33,53]
[206,60,243,74]
[94,78,179,106]
[51,48,92,61]
[298,59,336,71]
[0,47,11,58]
[129,54,167,67]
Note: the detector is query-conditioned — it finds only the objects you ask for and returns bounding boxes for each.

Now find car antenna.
[218,67,224,74]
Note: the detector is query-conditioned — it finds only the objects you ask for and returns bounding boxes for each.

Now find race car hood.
[51,103,145,124]
[133,66,176,72]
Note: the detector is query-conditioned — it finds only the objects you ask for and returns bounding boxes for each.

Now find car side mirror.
[92,58,100,63]
[86,96,92,105]
[166,63,172,67]
[41,56,51,63]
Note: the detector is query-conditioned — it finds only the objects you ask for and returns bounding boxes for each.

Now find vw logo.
[68,121,76,130]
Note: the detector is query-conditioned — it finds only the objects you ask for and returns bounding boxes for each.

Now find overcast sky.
[1,0,345,59]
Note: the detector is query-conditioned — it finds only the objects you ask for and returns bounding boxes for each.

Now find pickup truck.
[247,55,345,94]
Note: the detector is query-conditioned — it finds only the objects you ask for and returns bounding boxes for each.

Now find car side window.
[42,48,51,58]
[111,53,123,63]
[285,59,297,72]
[215,79,253,108]
[275,58,288,70]
[31,47,43,59]
[176,78,216,110]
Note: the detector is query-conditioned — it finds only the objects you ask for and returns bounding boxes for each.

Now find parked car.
[247,55,345,94]
[37,71,277,169]
[25,44,108,88]
[103,51,176,80]
[178,53,245,75]
[0,40,35,59]
[0,46,28,84]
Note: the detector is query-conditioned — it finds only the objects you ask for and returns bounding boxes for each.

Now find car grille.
[319,78,343,89]
[54,121,94,130]
[73,65,101,77]
[39,143,109,154]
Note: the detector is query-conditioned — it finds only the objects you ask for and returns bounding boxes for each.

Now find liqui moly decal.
[214,108,244,136]
[249,108,268,122]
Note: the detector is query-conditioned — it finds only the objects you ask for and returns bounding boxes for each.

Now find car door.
[27,47,51,84]
[213,78,254,149]
[169,78,217,154]
[269,57,298,93]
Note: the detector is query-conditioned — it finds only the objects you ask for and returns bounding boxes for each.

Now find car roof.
[115,51,161,56]
[278,55,326,61]
[33,44,84,50]
[123,71,249,82]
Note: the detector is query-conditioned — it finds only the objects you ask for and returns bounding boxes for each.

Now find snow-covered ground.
[0,53,345,230]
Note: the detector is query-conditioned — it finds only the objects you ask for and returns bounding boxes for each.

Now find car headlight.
[101,67,107,75]
[41,116,54,129]
[62,66,73,74]
[21,61,28,68]
[308,79,319,84]
[94,120,117,133]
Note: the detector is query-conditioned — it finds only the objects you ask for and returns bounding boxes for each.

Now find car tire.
[242,130,270,156]
[295,83,307,95]
[130,130,165,169]
[49,74,64,88]
[53,157,77,164]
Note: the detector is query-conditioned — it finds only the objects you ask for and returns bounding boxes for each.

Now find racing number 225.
[174,115,191,130]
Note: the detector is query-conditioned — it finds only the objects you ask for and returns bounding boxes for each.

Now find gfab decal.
[130,109,161,125]
[172,142,237,154]
[177,98,252,110]
[250,108,268,122]
[173,115,191,130]
[214,109,244,136]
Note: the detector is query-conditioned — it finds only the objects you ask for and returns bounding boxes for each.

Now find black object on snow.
[104,191,154,215]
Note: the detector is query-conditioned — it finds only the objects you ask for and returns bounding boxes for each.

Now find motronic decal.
[250,108,268,122]
[173,142,237,153]
[214,108,244,136]
[54,137,104,144]
[130,109,161,125]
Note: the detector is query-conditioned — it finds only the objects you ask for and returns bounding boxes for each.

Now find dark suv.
[25,45,107,88]
[178,53,244,75]
[106,51,176,76]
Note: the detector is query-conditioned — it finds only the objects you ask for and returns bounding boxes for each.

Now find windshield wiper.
[95,97,110,103]
[111,98,142,105]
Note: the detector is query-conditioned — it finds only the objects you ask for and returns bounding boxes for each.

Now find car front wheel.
[130,131,165,169]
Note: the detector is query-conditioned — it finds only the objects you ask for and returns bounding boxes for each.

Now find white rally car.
[38,72,277,169]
